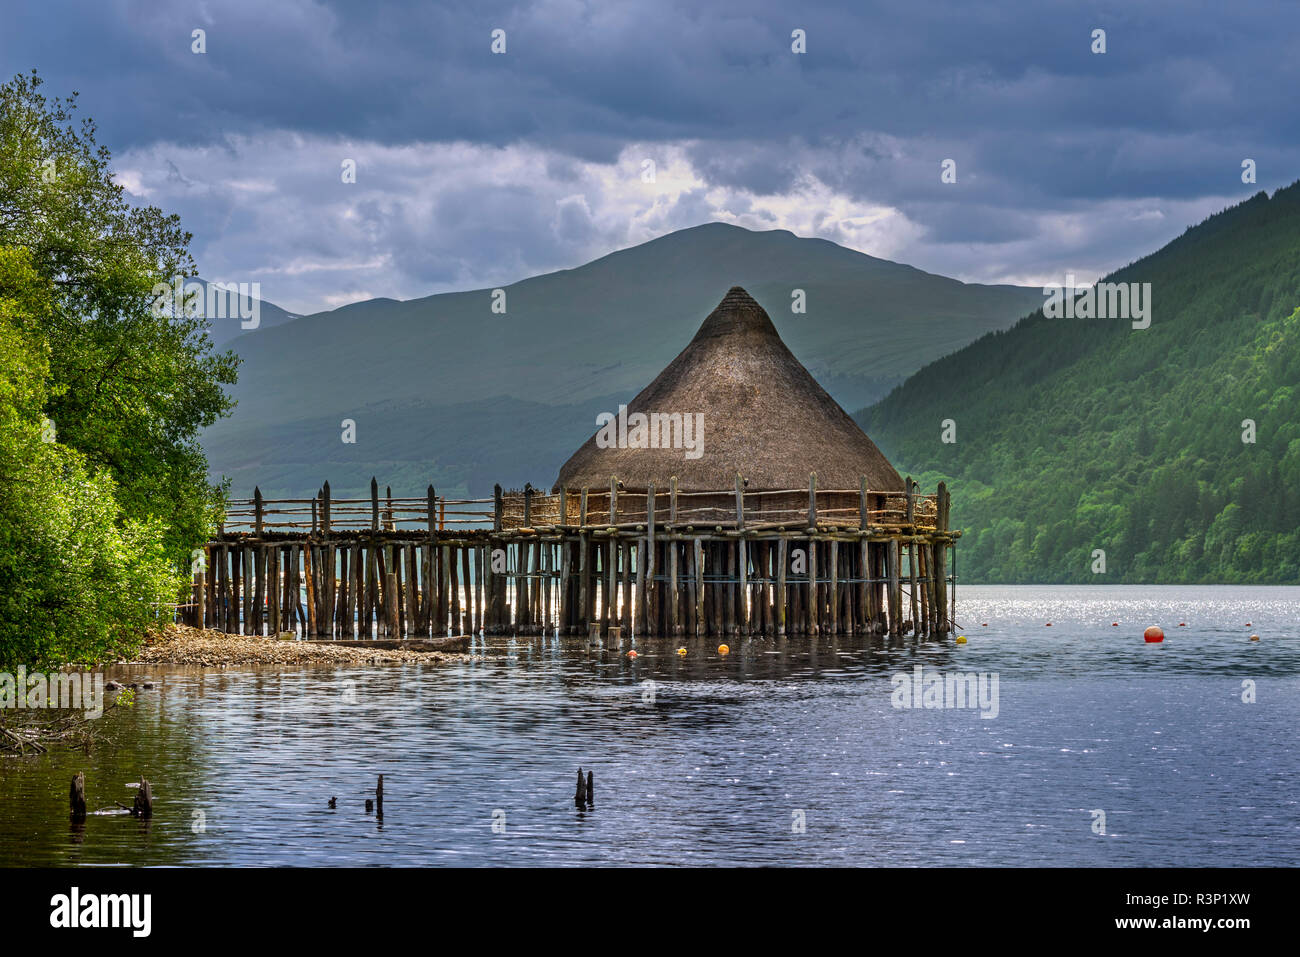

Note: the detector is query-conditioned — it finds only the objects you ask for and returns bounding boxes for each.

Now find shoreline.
[127,624,479,667]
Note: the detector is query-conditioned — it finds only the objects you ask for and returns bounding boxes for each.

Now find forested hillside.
[858,183,1300,583]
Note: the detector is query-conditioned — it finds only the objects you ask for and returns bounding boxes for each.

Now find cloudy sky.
[5,0,1298,314]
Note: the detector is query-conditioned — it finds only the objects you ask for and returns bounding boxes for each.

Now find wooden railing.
[219,474,945,535]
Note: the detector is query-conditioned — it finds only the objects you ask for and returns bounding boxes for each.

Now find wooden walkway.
[192,475,958,640]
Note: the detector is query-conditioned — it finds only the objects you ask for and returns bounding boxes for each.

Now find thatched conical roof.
[555,286,904,492]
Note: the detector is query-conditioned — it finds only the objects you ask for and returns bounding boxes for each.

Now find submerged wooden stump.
[131,778,153,819]
[69,772,86,822]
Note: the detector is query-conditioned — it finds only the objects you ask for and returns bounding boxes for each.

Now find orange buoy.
[981,622,988,627]
[1143,625,1164,643]
[717,644,730,656]
[627,650,638,659]
[1045,622,1052,627]
[1250,634,1260,642]
[1245,622,1252,627]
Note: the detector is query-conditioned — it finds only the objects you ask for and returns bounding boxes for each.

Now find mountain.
[201,222,1042,501]
[856,182,1300,584]
[183,278,299,346]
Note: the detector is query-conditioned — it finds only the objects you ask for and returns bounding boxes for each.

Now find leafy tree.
[0,70,238,564]
[0,246,180,668]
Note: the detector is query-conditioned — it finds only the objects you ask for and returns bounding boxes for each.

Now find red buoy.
[1111,622,1119,627]
[1143,625,1164,643]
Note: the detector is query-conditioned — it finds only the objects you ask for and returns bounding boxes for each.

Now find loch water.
[1,585,1296,867]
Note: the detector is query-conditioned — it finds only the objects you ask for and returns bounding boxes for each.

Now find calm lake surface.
[2,585,1297,867]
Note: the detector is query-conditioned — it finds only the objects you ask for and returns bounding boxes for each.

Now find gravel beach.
[130,624,478,667]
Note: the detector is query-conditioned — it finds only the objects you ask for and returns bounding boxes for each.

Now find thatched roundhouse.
[555,286,905,524]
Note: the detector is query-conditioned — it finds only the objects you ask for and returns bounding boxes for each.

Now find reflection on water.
[1,585,1297,866]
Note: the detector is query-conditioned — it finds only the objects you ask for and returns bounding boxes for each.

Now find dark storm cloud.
[8,1,1295,171]
[4,0,1297,311]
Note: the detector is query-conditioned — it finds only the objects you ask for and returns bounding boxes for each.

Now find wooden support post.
[888,539,902,636]
[829,539,839,635]
[404,543,418,636]
[620,540,633,635]
[230,546,241,634]
[808,537,819,636]
[646,482,656,634]
[918,542,931,636]
[352,542,364,638]
[635,533,646,636]
[669,537,680,636]
[370,477,379,532]
[476,545,485,636]
[744,540,754,640]
[385,570,399,638]
[559,540,571,635]
[532,540,543,632]
[375,545,390,636]
[268,545,280,636]
[937,482,950,632]
[721,541,733,636]
[857,538,869,636]
[578,532,590,638]
[245,546,256,635]
[694,538,705,637]
[605,538,616,637]
[195,561,205,631]
[304,543,317,637]
[776,537,787,638]
[710,543,723,637]
[461,546,473,637]
[541,540,551,634]
[450,545,462,635]
[908,540,920,633]
[735,473,747,636]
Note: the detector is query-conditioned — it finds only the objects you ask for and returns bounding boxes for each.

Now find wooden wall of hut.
[192,475,957,639]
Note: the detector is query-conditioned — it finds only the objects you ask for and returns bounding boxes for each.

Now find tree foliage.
[0,247,180,668]
[0,70,238,563]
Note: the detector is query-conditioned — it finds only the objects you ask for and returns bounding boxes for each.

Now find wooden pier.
[190,474,958,640]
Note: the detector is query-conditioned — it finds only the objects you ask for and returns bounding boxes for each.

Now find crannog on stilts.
[193,287,959,640]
